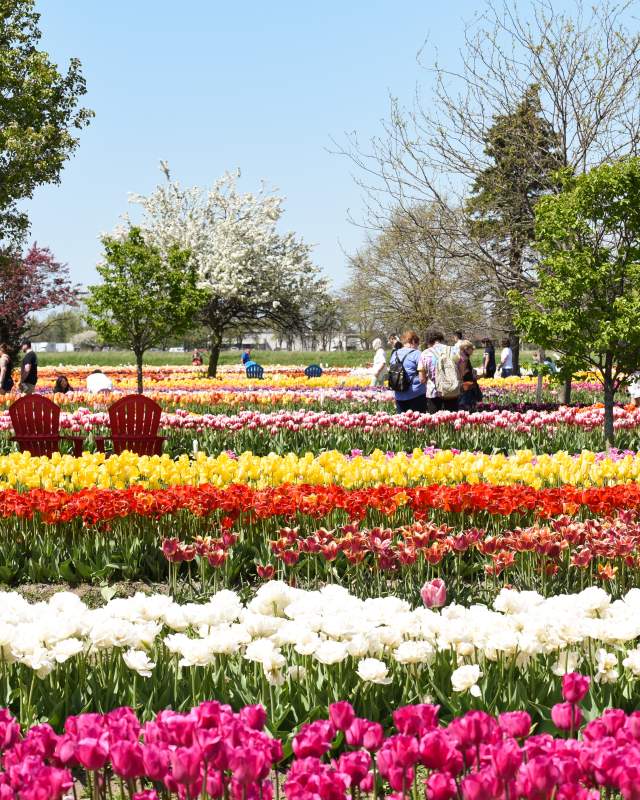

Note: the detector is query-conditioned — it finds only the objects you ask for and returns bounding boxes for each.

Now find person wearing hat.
[370,338,387,386]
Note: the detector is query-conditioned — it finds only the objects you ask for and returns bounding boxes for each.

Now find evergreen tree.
[466,85,564,371]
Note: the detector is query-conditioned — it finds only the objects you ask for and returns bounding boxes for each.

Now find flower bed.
[1,696,637,799]
[3,583,640,728]
[2,447,640,491]
[3,481,640,585]
[3,405,640,454]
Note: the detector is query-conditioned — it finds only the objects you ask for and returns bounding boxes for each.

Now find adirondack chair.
[246,363,264,379]
[304,364,323,378]
[95,395,165,456]
[9,395,85,457]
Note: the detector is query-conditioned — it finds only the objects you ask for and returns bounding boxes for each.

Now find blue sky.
[26,1,523,288]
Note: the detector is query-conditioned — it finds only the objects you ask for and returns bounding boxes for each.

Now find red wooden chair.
[9,395,85,457]
[95,395,165,456]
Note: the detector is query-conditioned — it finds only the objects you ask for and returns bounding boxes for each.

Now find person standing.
[452,330,465,355]
[482,338,496,378]
[499,339,514,378]
[370,338,387,386]
[19,341,37,394]
[388,330,427,413]
[388,334,401,352]
[0,344,14,395]
[241,347,252,365]
[419,329,460,412]
[458,340,481,411]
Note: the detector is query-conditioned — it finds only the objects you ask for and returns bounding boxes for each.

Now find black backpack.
[388,349,413,392]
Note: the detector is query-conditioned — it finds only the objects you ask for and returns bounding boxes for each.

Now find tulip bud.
[561,673,590,704]
[551,702,583,732]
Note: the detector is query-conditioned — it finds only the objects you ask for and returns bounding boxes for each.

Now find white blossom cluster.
[124,164,321,306]
[3,583,640,696]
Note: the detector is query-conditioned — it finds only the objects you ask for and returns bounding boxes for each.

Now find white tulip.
[356,658,392,684]
[451,664,483,696]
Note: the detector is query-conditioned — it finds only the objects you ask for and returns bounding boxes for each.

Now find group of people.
[0,341,38,395]
[54,370,113,394]
[370,330,515,414]
[0,341,116,397]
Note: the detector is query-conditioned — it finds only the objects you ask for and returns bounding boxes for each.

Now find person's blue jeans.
[395,394,428,414]
[501,368,513,379]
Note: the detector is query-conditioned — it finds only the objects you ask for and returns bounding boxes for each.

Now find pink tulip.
[292,721,335,759]
[362,721,384,752]
[551,703,583,732]
[498,711,531,739]
[328,702,355,732]
[418,729,460,773]
[518,756,560,799]
[141,743,169,781]
[600,708,627,735]
[393,703,440,736]
[75,736,109,770]
[228,746,269,784]
[170,744,201,785]
[492,738,522,780]
[420,578,447,608]
[0,710,20,753]
[425,772,457,800]
[110,740,145,779]
[238,705,267,731]
[336,751,371,786]
[133,792,159,800]
[561,673,591,704]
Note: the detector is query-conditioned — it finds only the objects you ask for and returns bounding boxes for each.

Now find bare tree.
[342,204,488,342]
[337,0,640,381]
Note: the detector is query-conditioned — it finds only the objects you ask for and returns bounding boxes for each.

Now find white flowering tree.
[128,164,325,376]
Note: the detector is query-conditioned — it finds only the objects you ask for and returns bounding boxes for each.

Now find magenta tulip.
[561,673,590,704]
[328,701,355,732]
[551,703,583,732]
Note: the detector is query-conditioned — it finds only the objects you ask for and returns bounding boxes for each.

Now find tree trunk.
[510,332,521,376]
[208,334,222,378]
[135,350,144,394]
[536,347,545,404]
[603,357,615,449]
[559,376,572,404]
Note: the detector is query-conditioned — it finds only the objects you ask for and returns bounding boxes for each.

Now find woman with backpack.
[388,331,427,413]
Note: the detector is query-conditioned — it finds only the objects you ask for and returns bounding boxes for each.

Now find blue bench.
[246,363,264,379]
[304,364,323,378]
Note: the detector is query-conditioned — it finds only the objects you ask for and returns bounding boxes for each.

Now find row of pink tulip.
[1,677,638,800]
[1,405,639,436]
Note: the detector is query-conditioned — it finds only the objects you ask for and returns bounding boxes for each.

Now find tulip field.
[3,363,640,799]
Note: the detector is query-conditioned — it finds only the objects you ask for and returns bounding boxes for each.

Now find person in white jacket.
[370,338,387,386]
[86,369,113,394]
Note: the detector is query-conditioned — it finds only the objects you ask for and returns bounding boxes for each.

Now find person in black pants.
[19,340,37,394]
[389,331,428,413]
[482,338,496,378]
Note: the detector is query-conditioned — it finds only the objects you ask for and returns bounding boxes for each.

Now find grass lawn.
[37,349,373,368]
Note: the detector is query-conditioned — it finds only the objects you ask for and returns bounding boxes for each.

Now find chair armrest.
[110,435,167,442]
